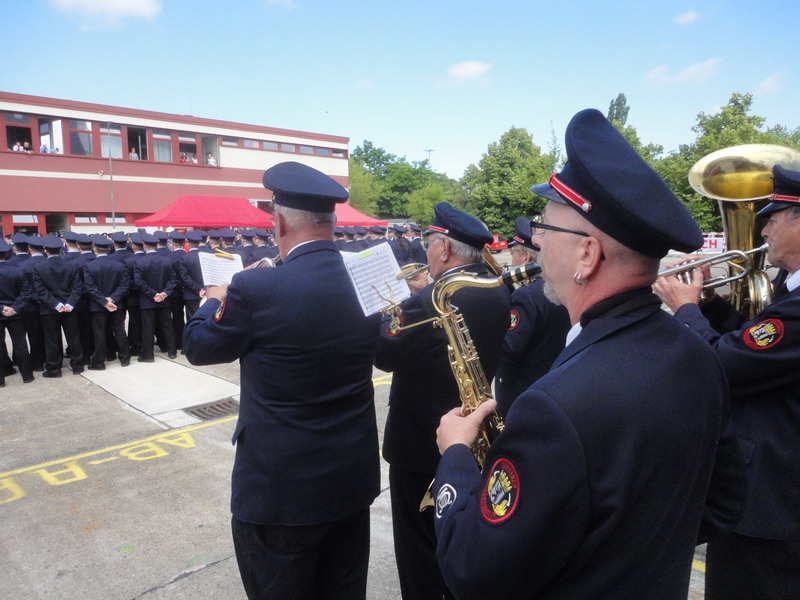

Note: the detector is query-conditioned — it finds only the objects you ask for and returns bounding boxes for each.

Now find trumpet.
[214,248,237,260]
[396,262,429,280]
[658,244,768,290]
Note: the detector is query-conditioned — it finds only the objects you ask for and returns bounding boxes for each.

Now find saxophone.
[419,261,541,509]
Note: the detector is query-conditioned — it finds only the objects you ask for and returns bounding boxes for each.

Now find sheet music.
[197,252,244,286]
[342,243,411,316]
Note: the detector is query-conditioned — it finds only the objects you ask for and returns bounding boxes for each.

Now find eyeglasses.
[421,233,445,251]
[530,215,590,238]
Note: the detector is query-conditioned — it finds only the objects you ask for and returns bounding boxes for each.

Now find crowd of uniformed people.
[4,130,800,600]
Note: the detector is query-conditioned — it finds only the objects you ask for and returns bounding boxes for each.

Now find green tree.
[376,161,435,218]
[607,93,630,126]
[407,184,445,226]
[461,127,555,237]
[351,141,400,178]
[655,92,800,230]
[347,158,381,217]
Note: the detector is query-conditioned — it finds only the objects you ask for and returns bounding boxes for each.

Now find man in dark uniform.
[31,235,84,377]
[249,228,279,262]
[388,224,414,266]
[108,232,132,264]
[7,233,31,266]
[495,216,571,417]
[124,234,146,356]
[408,223,428,264]
[178,231,206,321]
[154,231,171,256]
[72,233,97,362]
[184,161,381,600]
[167,231,187,351]
[375,202,511,600]
[18,235,46,371]
[134,234,177,362]
[655,163,800,600]
[431,109,747,599]
[83,235,131,370]
[0,240,34,387]
[333,226,347,250]
[366,225,387,247]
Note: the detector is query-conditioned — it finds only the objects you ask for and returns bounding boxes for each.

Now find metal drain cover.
[184,397,240,421]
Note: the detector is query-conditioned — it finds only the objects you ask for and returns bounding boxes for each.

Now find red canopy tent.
[135,195,274,228]
[335,202,387,226]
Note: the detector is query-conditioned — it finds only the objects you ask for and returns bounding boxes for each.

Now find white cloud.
[51,0,161,23]
[755,71,785,95]
[435,61,493,88]
[674,10,699,25]
[644,58,721,86]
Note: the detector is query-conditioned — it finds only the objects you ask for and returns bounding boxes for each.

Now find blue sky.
[5,0,797,178]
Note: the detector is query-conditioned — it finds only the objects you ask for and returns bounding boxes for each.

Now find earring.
[573,272,586,286]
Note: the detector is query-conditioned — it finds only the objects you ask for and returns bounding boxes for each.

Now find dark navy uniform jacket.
[389,238,414,266]
[178,249,205,300]
[31,257,83,314]
[433,290,747,600]
[183,240,381,526]
[0,261,32,313]
[124,252,146,308]
[376,263,511,474]
[249,245,279,262]
[83,256,130,312]
[18,255,46,313]
[410,238,428,264]
[674,281,800,541]
[495,279,571,417]
[134,252,177,309]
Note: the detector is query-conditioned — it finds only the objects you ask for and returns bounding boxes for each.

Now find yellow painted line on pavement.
[0,416,237,479]
[692,559,706,573]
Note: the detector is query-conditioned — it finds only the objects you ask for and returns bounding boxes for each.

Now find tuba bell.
[687,144,800,318]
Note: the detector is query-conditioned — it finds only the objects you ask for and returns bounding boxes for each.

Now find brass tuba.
[687,144,800,318]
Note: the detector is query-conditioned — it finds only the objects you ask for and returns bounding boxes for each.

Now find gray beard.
[543,280,562,306]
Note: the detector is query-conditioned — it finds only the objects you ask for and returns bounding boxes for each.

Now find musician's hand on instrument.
[205,283,229,302]
[436,399,497,455]
[653,267,704,312]
[407,271,428,294]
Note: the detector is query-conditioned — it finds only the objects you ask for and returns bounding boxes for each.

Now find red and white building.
[0,91,349,236]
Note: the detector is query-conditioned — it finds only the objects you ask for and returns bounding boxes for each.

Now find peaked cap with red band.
[509,216,537,251]
[531,109,703,258]
[425,202,493,248]
[757,165,800,216]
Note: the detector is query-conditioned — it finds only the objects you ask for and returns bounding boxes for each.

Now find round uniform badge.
[508,309,520,331]
[213,299,226,322]
[743,318,784,350]
[480,457,520,523]
[435,484,457,519]
[385,312,404,337]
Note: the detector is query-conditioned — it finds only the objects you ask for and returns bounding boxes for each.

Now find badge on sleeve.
[385,312,404,336]
[743,318,784,350]
[435,483,457,519]
[480,458,520,523]
[508,309,520,331]
[213,299,226,322]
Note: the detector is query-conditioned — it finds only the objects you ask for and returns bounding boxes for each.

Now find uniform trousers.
[127,303,141,355]
[22,311,45,369]
[706,532,800,600]
[140,306,175,360]
[0,315,33,383]
[90,311,130,367]
[40,312,82,374]
[183,299,201,322]
[231,508,370,600]
[389,467,455,600]
[170,295,185,350]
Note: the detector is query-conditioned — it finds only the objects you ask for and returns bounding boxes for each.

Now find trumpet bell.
[688,144,800,201]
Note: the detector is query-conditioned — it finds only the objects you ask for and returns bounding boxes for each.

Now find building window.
[154,140,172,162]
[280,143,295,153]
[106,215,127,224]
[243,139,259,148]
[69,131,93,156]
[5,113,31,124]
[263,141,278,151]
[100,123,123,159]
[299,145,313,154]
[153,128,171,139]
[69,120,92,131]
[222,137,239,146]
[332,149,347,158]
[75,215,99,224]
[12,215,38,224]
[315,148,330,156]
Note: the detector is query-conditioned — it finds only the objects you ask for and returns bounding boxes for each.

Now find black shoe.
[72,368,84,375]
[3,367,16,376]
[87,364,105,371]
[120,360,130,367]
[42,371,62,378]
[32,365,45,372]
[23,376,35,383]
[168,353,177,359]
[137,357,155,363]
